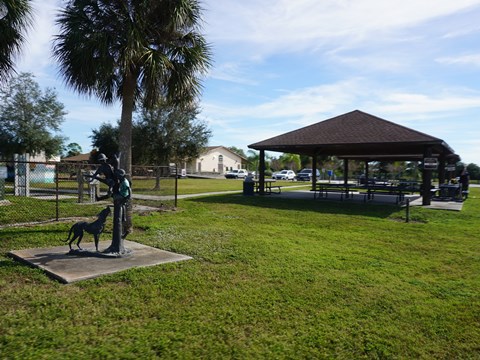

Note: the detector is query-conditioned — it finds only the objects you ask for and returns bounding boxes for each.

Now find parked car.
[296,168,320,181]
[272,170,296,181]
[225,169,248,179]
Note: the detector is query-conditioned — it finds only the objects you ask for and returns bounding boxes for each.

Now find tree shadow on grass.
[0,227,65,236]
[188,193,403,219]
[0,227,67,255]
[0,259,24,269]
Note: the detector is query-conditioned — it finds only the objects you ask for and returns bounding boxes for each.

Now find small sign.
[0,166,7,179]
[423,157,438,170]
[169,163,177,175]
[446,164,456,172]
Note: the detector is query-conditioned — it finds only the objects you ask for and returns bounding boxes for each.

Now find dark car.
[296,168,320,181]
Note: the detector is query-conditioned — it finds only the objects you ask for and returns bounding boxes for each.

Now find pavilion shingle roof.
[248,110,457,160]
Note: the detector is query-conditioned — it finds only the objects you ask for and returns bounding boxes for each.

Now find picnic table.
[361,184,406,204]
[314,183,354,200]
[432,184,462,201]
[254,179,282,194]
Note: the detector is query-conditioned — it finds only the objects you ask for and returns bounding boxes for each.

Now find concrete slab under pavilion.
[269,190,463,211]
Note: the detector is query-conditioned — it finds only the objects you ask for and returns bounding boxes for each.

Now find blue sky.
[14,0,480,165]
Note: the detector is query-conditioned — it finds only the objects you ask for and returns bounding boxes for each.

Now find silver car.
[225,169,248,179]
[272,170,296,180]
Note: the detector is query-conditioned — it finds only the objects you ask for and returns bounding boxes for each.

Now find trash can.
[243,179,254,196]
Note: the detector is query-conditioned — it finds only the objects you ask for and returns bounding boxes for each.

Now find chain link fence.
[0,160,178,226]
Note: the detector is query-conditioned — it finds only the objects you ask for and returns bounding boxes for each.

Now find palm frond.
[0,0,33,83]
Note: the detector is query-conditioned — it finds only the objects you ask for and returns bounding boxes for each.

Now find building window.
[218,155,223,163]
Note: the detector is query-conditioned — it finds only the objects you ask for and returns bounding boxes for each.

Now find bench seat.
[269,185,282,194]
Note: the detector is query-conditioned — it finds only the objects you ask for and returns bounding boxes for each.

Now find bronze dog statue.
[65,206,111,251]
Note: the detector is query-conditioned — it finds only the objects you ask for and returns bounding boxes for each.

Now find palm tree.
[279,153,301,172]
[54,0,211,172]
[53,0,211,253]
[247,150,259,174]
[0,0,33,83]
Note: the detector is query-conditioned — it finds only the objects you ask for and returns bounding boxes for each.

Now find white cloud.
[441,25,480,39]
[17,0,60,71]
[203,78,480,146]
[436,54,480,66]
[66,105,120,125]
[205,79,480,126]
[374,91,480,115]
[205,0,480,56]
[203,78,365,121]
[209,62,259,85]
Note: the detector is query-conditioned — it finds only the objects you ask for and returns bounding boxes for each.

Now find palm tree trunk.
[119,72,134,176]
[118,71,135,238]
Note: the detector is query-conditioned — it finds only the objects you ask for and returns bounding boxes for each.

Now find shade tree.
[0,72,66,158]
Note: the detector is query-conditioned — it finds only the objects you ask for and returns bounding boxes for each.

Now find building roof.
[248,110,459,161]
[61,153,91,162]
[204,146,248,161]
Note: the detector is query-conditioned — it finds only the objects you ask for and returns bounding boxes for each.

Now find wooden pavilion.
[248,110,460,205]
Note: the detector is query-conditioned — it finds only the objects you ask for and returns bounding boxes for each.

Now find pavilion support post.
[438,153,446,185]
[312,153,318,191]
[365,161,369,185]
[422,147,433,206]
[343,159,349,185]
[344,158,349,198]
[259,149,265,195]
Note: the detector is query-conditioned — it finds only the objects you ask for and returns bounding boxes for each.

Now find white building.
[186,146,248,175]
[27,151,61,163]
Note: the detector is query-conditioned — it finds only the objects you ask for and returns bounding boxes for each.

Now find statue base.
[68,247,133,258]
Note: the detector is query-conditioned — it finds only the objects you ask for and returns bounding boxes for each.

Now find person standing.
[113,169,131,239]
[459,167,470,199]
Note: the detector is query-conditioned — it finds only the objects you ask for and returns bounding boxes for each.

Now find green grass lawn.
[8,177,306,196]
[0,178,306,225]
[0,188,479,358]
[134,177,306,195]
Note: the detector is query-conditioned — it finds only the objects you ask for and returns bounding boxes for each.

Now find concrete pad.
[278,190,418,205]
[274,190,465,210]
[8,240,192,284]
[409,197,463,211]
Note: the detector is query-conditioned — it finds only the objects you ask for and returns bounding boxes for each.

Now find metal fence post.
[405,198,410,223]
[77,165,84,203]
[175,164,178,208]
[56,163,59,221]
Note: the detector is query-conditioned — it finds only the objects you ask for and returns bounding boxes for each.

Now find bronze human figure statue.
[112,168,131,239]
[82,153,132,256]
[88,153,115,200]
